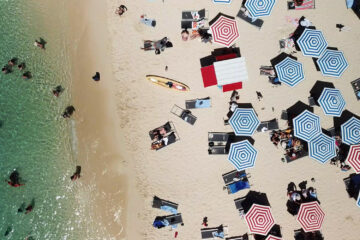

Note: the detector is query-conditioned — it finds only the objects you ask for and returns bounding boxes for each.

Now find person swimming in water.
[62,105,75,118]
[25,199,35,214]
[18,62,26,70]
[22,71,32,79]
[2,65,11,74]
[34,39,45,49]
[18,202,26,213]
[70,166,81,181]
[6,170,25,187]
[52,85,64,97]
[8,58,17,66]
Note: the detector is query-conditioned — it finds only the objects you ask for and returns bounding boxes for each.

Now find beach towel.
[228,181,250,194]
[160,205,178,214]
[195,99,211,108]
[140,16,156,27]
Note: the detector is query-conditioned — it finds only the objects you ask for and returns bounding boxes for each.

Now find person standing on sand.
[92,72,100,81]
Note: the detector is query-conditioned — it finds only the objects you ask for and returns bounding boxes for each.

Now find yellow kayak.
[146,75,190,91]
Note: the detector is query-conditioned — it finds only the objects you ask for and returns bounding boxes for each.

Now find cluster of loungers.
[152,196,183,229]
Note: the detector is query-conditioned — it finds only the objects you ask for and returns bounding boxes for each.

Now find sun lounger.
[226,179,250,194]
[164,213,183,225]
[222,170,247,185]
[153,213,183,229]
[208,146,228,155]
[186,97,211,109]
[201,226,229,239]
[152,131,179,151]
[294,229,323,240]
[237,8,263,29]
[308,96,316,106]
[149,121,175,140]
[288,0,315,10]
[208,132,231,142]
[182,9,207,20]
[152,196,178,212]
[226,235,248,240]
[234,197,246,214]
[256,118,279,132]
[281,110,288,120]
[351,78,360,100]
[284,149,308,163]
[171,105,197,125]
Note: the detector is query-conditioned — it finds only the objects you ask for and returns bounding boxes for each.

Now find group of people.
[2,57,32,79]
[142,37,173,55]
[287,181,320,215]
[270,129,304,160]
[150,122,176,150]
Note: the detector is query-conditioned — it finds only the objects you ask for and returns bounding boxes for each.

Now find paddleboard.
[146,75,190,91]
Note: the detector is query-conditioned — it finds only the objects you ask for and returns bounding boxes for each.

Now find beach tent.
[245,204,275,236]
[296,202,325,232]
[308,133,336,164]
[293,110,321,142]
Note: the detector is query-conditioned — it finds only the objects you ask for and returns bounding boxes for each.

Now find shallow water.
[0,0,88,239]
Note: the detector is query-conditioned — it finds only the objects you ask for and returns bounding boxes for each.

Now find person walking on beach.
[70,166,81,181]
[256,91,263,101]
[34,38,46,50]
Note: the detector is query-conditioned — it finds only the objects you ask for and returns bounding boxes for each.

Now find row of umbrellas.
[242,192,325,236]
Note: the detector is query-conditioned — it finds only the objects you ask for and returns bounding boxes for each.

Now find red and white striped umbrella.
[346,144,360,173]
[265,235,282,240]
[296,201,325,232]
[210,15,239,47]
[245,204,275,236]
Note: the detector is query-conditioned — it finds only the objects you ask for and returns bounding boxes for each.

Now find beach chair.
[287,0,315,10]
[236,8,263,29]
[149,121,175,140]
[222,170,247,185]
[152,131,179,151]
[171,105,197,125]
[226,235,248,240]
[181,9,209,30]
[308,96,316,106]
[201,226,229,239]
[182,9,207,20]
[208,145,228,155]
[226,179,250,194]
[152,196,178,212]
[208,132,230,142]
[185,97,211,109]
[256,119,279,132]
[234,197,247,215]
[164,213,183,225]
[351,78,360,100]
[281,110,288,120]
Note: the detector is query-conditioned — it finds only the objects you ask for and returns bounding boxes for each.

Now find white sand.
[74,0,360,239]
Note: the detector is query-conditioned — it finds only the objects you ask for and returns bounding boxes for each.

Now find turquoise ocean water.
[0,1,93,239]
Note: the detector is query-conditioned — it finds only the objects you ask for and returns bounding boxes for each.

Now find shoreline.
[66,0,135,238]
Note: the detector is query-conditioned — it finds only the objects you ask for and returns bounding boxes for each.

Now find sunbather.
[115,5,127,16]
[260,66,276,77]
[181,29,189,41]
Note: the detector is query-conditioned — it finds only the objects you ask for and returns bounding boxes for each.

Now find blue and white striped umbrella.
[297,29,328,57]
[293,110,321,142]
[308,133,336,164]
[274,57,305,87]
[318,88,346,117]
[244,0,276,18]
[213,0,232,3]
[317,49,348,78]
[228,140,258,171]
[229,108,260,136]
[341,117,360,145]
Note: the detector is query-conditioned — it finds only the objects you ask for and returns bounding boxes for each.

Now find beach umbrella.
[274,57,304,87]
[245,204,275,236]
[309,80,335,105]
[244,0,276,18]
[346,144,360,173]
[229,108,260,136]
[317,49,349,78]
[228,140,258,171]
[308,133,336,164]
[297,29,328,57]
[296,201,325,232]
[287,101,314,127]
[212,0,232,3]
[318,88,346,117]
[293,110,321,142]
[210,14,239,47]
[265,236,282,240]
[341,117,360,145]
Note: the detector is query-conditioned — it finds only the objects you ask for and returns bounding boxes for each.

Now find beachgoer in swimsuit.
[52,85,63,97]
[2,66,11,74]
[34,40,45,49]
[181,29,189,41]
[70,166,81,181]
[8,58,17,66]
[25,204,33,214]
[115,5,127,16]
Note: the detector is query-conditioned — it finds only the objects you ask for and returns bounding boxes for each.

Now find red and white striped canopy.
[245,204,275,236]
[296,201,325,232]
[346,144,360,173]
[210,15,239,47]
[265,235,282,240]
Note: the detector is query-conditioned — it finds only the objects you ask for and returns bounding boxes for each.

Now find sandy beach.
[68,0,360,239]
